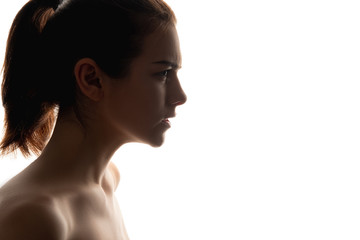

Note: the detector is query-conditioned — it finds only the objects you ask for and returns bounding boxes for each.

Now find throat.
[100,164,120,195]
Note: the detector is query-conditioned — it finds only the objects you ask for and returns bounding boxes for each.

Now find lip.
[161,118,171,128]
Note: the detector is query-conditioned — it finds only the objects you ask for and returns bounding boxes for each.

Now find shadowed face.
[101,25,187,147]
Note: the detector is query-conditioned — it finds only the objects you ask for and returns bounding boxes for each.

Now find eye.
[159,70,169,77]
[158,70,170,82]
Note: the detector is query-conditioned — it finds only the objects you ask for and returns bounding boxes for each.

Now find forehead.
[138,25,181,66]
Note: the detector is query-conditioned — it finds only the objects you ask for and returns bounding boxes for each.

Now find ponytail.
[1,0,60,157]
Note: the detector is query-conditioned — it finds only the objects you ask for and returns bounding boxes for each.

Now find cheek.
[115,83,166,127]
[128,86,168,145]
[103,77,169,145]
[137,84,166,123]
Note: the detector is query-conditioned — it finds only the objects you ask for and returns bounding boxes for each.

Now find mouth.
[161,118,171,127]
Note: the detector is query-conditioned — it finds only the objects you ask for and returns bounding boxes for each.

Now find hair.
[1,0,176,157]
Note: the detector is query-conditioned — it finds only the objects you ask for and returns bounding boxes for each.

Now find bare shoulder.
[0,194,66,240]
[108,161,120,190]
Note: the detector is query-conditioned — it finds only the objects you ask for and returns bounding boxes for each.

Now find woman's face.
[101,25,187,147]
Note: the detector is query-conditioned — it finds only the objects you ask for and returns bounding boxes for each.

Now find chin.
[146,133,166,148]
[133,127,168,147]
[149,138,165,148]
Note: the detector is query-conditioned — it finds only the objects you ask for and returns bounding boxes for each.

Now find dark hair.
[1,0,176,157]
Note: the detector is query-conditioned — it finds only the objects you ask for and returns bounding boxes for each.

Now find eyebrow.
[152,60,182,69]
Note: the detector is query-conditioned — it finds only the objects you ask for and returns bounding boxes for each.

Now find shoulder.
[0,195,66,240]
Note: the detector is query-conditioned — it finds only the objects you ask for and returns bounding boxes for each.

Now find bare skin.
[0,25,186,240]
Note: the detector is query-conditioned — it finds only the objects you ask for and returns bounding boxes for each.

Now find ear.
[74,58,104,101]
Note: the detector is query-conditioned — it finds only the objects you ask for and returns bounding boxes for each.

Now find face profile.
[99,25,186,148]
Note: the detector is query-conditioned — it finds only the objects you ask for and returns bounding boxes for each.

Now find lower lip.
[161,119,171,128]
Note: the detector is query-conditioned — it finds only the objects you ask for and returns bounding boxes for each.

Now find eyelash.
[159,70,170,82]
[160,70,169,76]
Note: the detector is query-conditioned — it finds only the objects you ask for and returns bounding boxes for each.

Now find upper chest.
[58,188,128,240]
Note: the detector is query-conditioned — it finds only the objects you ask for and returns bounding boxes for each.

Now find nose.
[172,93,187,106]
[170,81,187,106]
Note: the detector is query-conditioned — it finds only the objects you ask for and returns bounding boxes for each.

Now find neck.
[36,108,122,186]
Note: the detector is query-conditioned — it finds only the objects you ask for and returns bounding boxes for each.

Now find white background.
[1,0,360,239]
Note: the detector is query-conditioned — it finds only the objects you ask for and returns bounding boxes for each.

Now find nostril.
[172,101,181,106]
[172,100,186,106]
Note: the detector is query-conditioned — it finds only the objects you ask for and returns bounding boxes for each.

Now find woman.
[0,0,186,239]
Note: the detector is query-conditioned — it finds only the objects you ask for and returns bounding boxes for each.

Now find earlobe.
[74,58,104,101]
